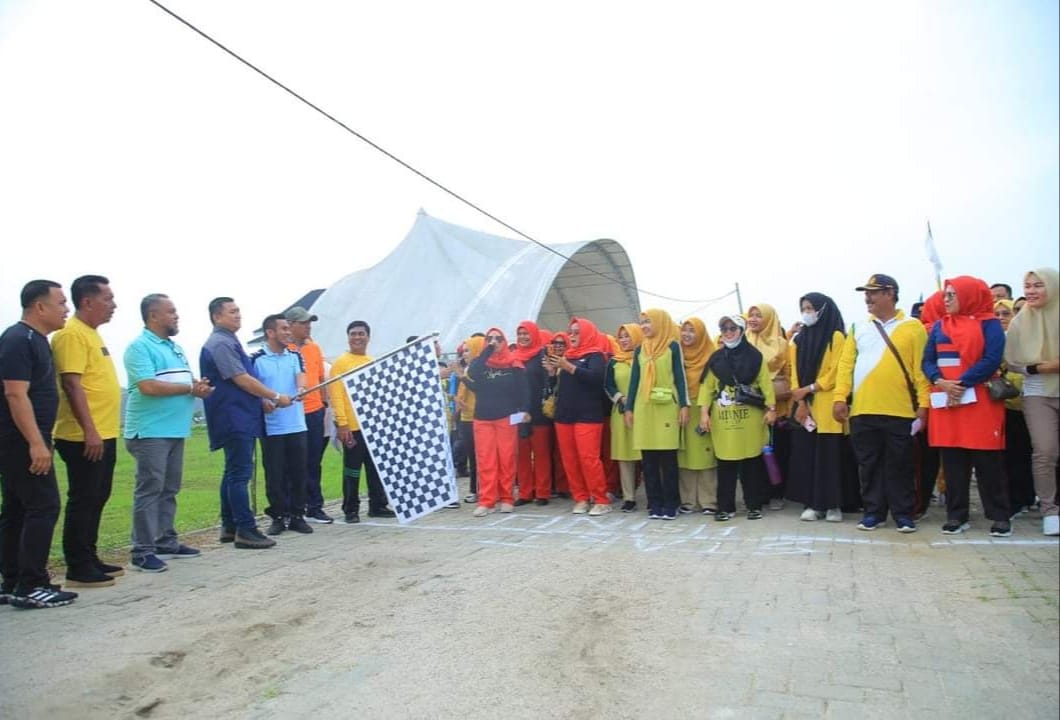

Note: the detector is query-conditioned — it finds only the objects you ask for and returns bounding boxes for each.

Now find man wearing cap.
[285,306,332,524]
[834,274,931,533]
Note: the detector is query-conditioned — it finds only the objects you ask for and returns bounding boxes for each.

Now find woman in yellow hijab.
[676,317,718,515]
[605,322,643,512]
[455,335,485,503]
[622,308,690,520]
[746,302,791,511]
[1004,268,1060,536]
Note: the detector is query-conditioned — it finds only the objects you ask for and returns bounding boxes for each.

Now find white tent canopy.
[310,210,641,359]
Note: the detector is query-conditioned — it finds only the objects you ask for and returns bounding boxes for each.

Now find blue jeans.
[219,436,257,530]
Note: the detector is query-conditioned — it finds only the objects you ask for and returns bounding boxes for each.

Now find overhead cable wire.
[145,0,720,304]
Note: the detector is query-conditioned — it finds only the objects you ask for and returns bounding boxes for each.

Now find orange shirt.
[289,339,326,414]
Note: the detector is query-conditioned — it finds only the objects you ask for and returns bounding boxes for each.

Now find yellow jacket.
[833,312,930,419]
[328,352,373,431]
[790,330,846,434]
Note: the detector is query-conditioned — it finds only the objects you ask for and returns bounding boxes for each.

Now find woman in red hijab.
[513,320,554,505]
[467,328,530,516]
[544,317,611,515]
[922,276,1010,536]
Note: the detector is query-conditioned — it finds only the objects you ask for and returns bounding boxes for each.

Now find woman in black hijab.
[697,314,776,521]
[786,292,858,521]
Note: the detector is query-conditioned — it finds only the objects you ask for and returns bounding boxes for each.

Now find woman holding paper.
[467,328,529,517]
[922,276,1010,536]
[786,293,851,523]
[604,323,644,512]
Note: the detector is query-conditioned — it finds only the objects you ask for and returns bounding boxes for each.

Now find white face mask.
[801,311,819,327]
[722,336,742,349]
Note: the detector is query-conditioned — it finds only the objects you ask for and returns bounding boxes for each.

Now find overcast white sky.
[1,0,1057,384]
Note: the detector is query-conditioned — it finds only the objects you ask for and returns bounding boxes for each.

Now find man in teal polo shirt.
[123,294,213,572]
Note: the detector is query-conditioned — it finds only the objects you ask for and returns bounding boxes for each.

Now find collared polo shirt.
[251,344,306,436]
[51,315,121,440]
[123,328,195,439]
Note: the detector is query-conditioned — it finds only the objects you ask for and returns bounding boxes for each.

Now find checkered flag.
[345,336,457,523]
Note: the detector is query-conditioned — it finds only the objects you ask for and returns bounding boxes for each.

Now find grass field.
[51,426,348,562]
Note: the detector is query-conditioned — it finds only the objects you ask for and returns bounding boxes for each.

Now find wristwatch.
[272,392,281,403]
[1027,364,1040,375]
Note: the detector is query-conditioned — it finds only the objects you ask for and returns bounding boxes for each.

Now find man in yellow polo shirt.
[52,275,122,588]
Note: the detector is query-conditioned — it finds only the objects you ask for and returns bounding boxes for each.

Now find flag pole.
[295,332,440,400]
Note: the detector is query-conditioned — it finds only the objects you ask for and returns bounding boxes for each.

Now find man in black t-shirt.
[0,279,78,609]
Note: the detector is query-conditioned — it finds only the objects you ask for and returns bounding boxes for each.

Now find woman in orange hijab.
[544,317,611,515]
[513,321,553,506]
[623,309,690,520]
[467,328,530,517]
[605,322,644,512]
[923,276,1010,536]
[677,317,718,515]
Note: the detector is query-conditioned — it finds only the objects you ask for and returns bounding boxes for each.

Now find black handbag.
[986,376,1020,401]
[734,383,766,408]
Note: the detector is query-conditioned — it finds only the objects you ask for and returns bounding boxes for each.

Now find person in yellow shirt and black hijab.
[834,274,931,533]
[786,292,854,523]
[698,314,776,522]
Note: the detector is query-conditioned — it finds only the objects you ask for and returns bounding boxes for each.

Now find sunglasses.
[486,335,504,342]
[720,324,740,333]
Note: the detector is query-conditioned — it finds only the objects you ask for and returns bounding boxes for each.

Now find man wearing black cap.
[284,306,332,524]
[833,274,931,533]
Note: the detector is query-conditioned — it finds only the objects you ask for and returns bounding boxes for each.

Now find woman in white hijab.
[1004,268,1060,536]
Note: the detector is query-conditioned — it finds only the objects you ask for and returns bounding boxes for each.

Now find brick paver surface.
[1,490,1057,719]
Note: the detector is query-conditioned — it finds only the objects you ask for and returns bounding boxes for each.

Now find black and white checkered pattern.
[344,338,457,523]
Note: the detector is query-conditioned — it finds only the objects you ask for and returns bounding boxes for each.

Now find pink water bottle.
[762,431,783,486]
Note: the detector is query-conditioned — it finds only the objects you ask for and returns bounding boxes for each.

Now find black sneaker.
[96,561,125,577]
[368,508,397,518]
[621,500,636,513]
[234,528,277,549]
[265,518,287,536]
[10,586,78,609]
[156,544,201,560]
[678,504,694,514]
[989,523,1013,538]
[747,509,764,520]
[514,498,534,507]
[534,498,550,507]
[343,513,361,524]
[131,554,168,573]
[64,569,116,588]
[0,585,15,605]
[701,507,717,516]
[287,517,314,534]
[305,509,334,524]
[715,511,732,522]
[219,526,236,543]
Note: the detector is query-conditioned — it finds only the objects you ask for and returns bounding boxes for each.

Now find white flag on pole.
[925,220,943,281]
[344,336,457,523]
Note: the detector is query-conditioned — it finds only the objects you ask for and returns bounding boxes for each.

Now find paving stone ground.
[1,485,1057,720]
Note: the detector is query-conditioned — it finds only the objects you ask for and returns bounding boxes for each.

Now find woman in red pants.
[467,328,529,517]
[512,320,553,506]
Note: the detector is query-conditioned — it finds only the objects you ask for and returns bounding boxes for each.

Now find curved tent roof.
[310,210,641,359]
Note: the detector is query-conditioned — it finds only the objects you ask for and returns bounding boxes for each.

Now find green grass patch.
[51,426,348,561]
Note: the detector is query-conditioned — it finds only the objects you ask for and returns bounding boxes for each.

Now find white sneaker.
[498,502,514,513]
[800,508,819,522]
[1044,515,1060,536]
[572,501,589,514]
[472,505,494,518]
[769,498,785,511]
[463,493,478,504]
[588,503,613,516]
[825,508,843,523]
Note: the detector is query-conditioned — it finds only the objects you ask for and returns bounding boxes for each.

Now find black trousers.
[768,423,791,500]
[261,431,308,519]
[940,448,1010,524]
[0,435,61,591]
[303,409,328,514]
[850,414,916,520]
[787,430,844,512]
[55,438,116,574]
[1004,409,1036,510]
[341,430,387,515]
[641,449,679,512]
[717,456,765,513]
[458,421,477,493]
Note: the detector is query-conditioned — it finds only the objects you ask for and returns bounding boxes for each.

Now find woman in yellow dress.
[604,323,643,512]
[676,317,718,515]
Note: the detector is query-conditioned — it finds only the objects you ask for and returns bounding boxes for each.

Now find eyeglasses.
[486,335,503,342]
[720,324,739,333]
[943,291,957,299]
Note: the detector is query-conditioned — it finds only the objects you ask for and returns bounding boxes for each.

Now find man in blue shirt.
[251,314,312,536]
[200,297,292,550]
[124,294,214,573]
